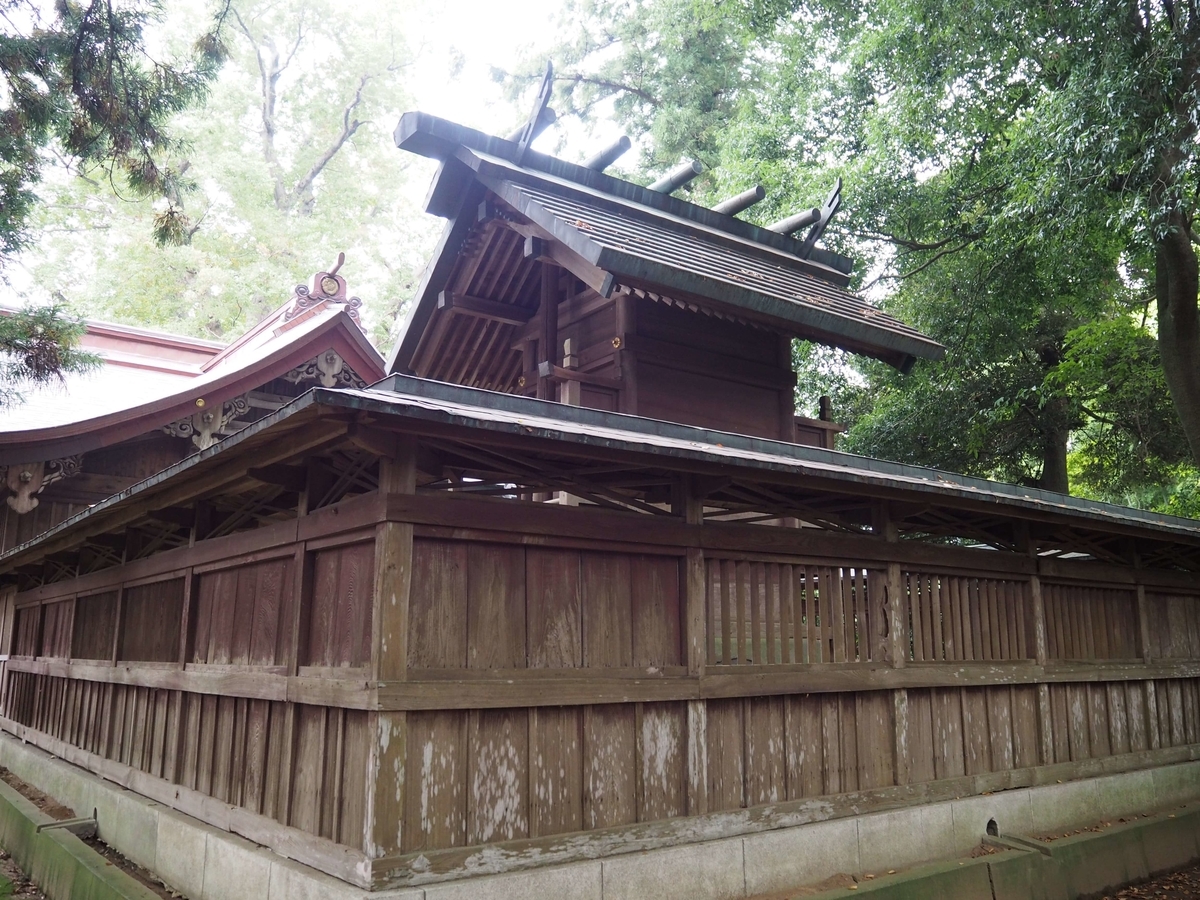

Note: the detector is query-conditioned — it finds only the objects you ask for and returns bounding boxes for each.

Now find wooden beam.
[437,290,534,326]
[536,362,622,391]
[247,464,307,493]
[147,507,195,530]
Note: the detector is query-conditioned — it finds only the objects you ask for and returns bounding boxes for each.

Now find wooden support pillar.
[679,476,708,815]
[876,504,906,668]
[536,264,559,401]
[365,443,417,861]
[1021,527,1055,764]
[1031,576,1056,764]
[1036,684,1055,764]
[614,291,637,414]
[178,571,195,664]
[893,688,910,786]
[110,586,124,665]
[1029,574,1048,666]
[1133,545,1153,662]
[1145,680,1161,750]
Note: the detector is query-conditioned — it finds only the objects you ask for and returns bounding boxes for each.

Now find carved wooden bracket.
[162,395,249,451]
[2,456,82,514]
[283,349,368,390]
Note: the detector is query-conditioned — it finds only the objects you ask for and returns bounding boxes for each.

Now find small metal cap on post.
[712,185,766,216]
[648,160,704,194]
[767,207,821,235]
[584,135,632,172]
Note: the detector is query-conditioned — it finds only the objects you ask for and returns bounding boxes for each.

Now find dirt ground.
[1102,862,1200,899]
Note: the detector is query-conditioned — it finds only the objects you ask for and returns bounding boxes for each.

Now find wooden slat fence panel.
[120,579,184,663]
[408,539,682,672]
[1145,593,1200,659]
[12,606,39,658]
[706,560,882,664]
[192,558,295,666]
[901,572,1029,663]
[1043,584,1139,660]
[3,672,367,852]
[71,592,118,661]
[305,542,374,668]
[39,601,72,659]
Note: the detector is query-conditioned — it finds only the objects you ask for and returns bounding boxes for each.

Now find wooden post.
[561,337,581,407]
[365,442,417,861]
[1023,528,1055,764]
[893,688,910,786]
[1028,575,1048,665]
[178,571,196,664]
[1036,684,1055,764]
[536,265,559,401]
[679,476,708,815]
[876,505,906,669]
[614,292,637,415]
[1145,681,1161,750]
[1132,545,1153,662]
[110,586,124,665]
[1030,576,1056,764]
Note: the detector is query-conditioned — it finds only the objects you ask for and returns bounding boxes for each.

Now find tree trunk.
[1155,218,1200,465]
[1037,412,1070,494]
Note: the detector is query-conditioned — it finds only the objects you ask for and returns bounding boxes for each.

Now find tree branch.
[558,72,659,106]
[845,228,960,252]
[286,73,370,209]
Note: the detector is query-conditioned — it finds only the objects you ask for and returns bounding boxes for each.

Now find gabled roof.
[0,275,385,464]
[388,113,946,375]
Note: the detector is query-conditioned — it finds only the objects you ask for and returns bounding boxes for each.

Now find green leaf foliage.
[0,0,230,258]
[20,0,436,346]
[0,304,98,407]
[547,0,1200,506]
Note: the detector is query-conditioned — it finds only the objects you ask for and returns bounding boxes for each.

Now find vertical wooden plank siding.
[4,498,1200,877]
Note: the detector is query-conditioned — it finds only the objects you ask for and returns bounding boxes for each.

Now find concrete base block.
[423,862,601,900]
[819,858,996,900]
[1030,779,1098,836]
[155,809,209,899]
[1151,761,1200,808]
[951,789,1033,851]
[601,838,744,900]
[109,791,159,871]
[858,803,955,873]
[1139,811,1200,874]
[987,850,1069,900]
[200,832,274,900]
[1092,768,1157,820]
[743,815,859,895]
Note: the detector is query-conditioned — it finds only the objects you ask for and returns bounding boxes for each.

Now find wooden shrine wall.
[0,487,1199,888]
[0,505,380,866]
[630,301,795,441]
[394,525,1200,864]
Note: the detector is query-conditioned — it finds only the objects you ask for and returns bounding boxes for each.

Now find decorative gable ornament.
[284,252,363,327]
[162,395,250,451]
[283,349,368,390]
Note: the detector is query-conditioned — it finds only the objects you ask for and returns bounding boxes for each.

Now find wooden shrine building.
[0,267,384,553]
[0,110,1196,899]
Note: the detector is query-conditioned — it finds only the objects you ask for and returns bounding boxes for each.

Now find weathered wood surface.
[2,487,1199,890]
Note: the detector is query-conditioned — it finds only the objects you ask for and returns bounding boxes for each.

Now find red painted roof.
[0,274,385,464]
